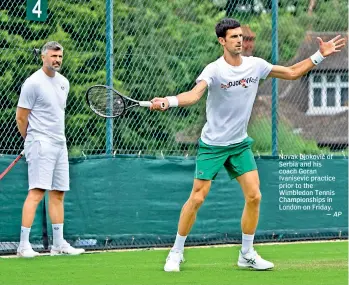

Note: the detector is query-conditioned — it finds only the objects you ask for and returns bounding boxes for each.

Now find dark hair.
[215,18,241,38]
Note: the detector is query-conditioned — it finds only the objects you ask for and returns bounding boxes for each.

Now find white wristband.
[310,50,325,65]
[165,96,179,108]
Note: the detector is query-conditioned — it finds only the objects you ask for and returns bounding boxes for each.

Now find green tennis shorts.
[195,137,257,180]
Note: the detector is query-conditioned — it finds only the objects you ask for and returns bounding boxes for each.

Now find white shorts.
[24,140,70,191]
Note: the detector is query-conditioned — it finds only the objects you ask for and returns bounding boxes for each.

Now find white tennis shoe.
[50,240,85,256]
[17,244,40,258]
[164,249,184,272]
[237,248,274,270]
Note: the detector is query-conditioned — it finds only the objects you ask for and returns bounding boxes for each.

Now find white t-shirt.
[18,68,69,144]
[196,56,272,146]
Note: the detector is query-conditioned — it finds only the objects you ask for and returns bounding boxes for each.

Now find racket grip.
[139,101,152,107]
[139,101,166,109]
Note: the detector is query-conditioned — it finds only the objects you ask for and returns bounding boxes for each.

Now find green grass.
[0,242,347,285]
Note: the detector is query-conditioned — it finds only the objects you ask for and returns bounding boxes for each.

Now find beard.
[50,65,61,71]
[51,65,61,71]
[46,63,61,72]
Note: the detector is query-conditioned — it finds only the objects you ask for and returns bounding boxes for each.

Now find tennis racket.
[86,85,164,118]
[0,150,24,180]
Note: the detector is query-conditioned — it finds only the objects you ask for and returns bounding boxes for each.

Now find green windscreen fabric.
[0,155,347,250]
[0,157,43,241]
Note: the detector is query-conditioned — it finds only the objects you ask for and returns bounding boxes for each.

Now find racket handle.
[0,150,25,180]
[139,101,166,109]
[139,101,152,107]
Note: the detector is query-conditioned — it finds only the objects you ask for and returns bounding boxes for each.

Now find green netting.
[0,1,348,157]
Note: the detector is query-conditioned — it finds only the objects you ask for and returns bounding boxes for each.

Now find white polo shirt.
[18,68,69,144]
[196,56,272,146]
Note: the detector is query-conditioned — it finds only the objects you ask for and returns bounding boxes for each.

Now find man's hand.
[318,35,346,57]
[150,97,168,111]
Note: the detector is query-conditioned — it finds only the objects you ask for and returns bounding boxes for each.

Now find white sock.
[20,226,31,246]
[52,223,64,247]
[172,233,187,252]
[241,233,255,254]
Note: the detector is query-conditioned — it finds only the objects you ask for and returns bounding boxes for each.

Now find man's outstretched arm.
[268,35,346,80]
[150,80,208,111]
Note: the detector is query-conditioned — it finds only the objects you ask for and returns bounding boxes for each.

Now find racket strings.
[88,87,125,117]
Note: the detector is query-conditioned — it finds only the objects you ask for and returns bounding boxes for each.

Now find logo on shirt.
[61,86,65,90]
[220,76,258,90]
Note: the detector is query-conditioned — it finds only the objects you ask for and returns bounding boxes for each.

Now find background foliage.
[0,0,347,156]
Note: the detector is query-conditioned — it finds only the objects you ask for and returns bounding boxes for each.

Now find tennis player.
[16,41,85,258]
[150,18,345,271]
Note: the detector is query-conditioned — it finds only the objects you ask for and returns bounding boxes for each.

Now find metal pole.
[106,0,113,154]
[271,0,278,156]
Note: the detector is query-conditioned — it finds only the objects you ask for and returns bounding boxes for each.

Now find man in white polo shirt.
[150,18,345,271]
[16,41,85,258]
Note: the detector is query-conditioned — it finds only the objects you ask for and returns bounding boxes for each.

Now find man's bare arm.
[268,59,316,80]
[150,80,208,110]
[16,107,31,138]
[268,35,346,80]
[175,80,208,107]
